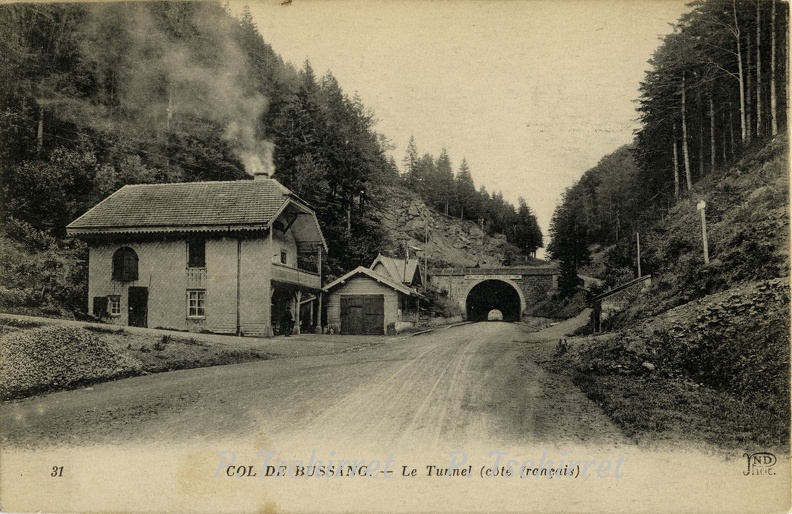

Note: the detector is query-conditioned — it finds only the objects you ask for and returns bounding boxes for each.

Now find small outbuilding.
[369,254,423,288]
[325,266,423,335]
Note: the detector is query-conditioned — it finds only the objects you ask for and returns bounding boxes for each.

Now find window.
[280,250,288,265]
[187,290,206,318]
[93,297,108,318]
[112,247,138,281]
[187,239,206,268]
[108,295,121,317]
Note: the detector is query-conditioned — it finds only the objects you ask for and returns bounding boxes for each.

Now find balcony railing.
[186,267,207,288]
[187,264,320,290]
[272,262,321,289]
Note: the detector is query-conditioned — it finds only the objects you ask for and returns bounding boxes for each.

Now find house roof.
[370,254,420,284]
[324,266,424,298]
[67,179,326,249]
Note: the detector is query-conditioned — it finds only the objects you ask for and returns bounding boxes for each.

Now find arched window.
[112,247,139,282]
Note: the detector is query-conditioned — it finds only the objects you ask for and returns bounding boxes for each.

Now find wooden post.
[268,226,275,336]
[318,292,323,333]
[697,201,710,265]
[636,232,642,278]
[294,290,302,335]
[318,245,323,332]
[414,296,419,326]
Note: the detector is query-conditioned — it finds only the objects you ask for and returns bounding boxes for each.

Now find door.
[340,295,384,334]
[128,287,148,327]
[348,306,364,334]
[362,296,384,334]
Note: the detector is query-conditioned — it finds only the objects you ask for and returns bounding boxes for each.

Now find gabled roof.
[324,266,424,298]
[66,178,326,249]
[370,254,421,285]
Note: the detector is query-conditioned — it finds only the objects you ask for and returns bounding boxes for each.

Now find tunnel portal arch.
[465,279,524,322]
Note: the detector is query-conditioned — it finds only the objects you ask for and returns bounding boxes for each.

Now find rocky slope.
[375,187,528,267]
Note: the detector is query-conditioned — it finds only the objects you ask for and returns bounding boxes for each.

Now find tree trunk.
[756,0,762,137]
[746,32,752,143]
[37,104,44,154]
[697,90,704,177]
[673,123,680,198]
[722,127,728,165]
[733,0,748,144]
[698,118,705,178]
[681,74,693,190]
[710,97,717,172]
[770,0,778,135]
[728,98,736,159]
[346,202,351,235]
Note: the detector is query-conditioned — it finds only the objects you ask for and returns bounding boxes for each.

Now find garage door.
[340,295,384,334]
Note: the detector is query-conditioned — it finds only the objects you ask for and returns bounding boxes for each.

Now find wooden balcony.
[186,267,207,288]
[272,262,321,290]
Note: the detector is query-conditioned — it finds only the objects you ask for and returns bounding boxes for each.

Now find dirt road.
[1,321,625,451]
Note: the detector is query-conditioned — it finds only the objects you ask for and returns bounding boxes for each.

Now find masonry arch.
[465,279,524,322]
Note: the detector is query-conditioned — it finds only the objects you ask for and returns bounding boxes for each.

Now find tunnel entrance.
[465,280,522,322]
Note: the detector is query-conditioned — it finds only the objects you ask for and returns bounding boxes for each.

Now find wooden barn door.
[341,295,384,334]
[362,295,384,334]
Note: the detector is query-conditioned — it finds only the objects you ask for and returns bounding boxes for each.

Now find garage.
[325,266,423,335]
[340,295,384,334]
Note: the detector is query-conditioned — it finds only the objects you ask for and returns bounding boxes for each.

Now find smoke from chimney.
[82,3,275,178]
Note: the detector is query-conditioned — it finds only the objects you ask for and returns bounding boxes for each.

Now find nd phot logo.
[743,452,777,476]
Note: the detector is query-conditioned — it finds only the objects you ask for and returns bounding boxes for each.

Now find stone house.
[66,172,327,337]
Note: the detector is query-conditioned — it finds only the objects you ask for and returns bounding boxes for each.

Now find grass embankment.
[539,279,789,452]
[0,319,274,401]
[605,134,789,329]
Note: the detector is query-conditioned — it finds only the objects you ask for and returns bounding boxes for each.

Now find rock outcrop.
[376,187,523,267]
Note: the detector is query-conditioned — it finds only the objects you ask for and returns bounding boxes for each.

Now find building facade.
[66,174,327,337]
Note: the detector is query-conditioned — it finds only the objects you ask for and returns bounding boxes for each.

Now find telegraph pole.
[424,214,429,290]
[636,231,642,278]
[697,200,710,265]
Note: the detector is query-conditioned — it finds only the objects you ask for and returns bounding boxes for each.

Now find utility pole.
[403,239,408,283]
[424,214,429,290]
[636,231,642,278]
[697,200,710,265]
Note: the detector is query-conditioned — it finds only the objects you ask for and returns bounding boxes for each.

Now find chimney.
[253,171,269,181]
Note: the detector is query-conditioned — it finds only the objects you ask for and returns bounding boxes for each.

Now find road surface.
[2,321,625,451]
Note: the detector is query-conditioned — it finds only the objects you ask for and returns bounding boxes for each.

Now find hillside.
[541,135,790,451]
[598,134,788,325]
[375,187,533,268]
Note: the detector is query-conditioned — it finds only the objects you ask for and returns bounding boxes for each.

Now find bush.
[0,222,87,315]
[421,286,463,318]
[570,279,790,428]
[525,290,588,319]
[0,325,142,399]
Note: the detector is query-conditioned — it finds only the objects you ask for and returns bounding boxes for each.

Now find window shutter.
[93,297,108,318]
[113,247,139,282]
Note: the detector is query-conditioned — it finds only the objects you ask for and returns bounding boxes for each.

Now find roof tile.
[67,179,291,233]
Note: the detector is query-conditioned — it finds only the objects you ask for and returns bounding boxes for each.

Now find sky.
[231,0,692,252]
